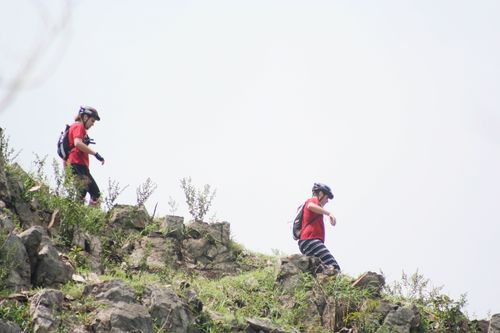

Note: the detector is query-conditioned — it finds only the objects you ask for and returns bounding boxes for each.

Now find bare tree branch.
[0,0,72,114]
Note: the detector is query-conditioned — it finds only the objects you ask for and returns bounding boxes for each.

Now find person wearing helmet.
[67,106,105,206]
[299,182,341,272]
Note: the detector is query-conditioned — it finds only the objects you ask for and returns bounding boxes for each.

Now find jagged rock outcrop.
[276,254,322,293]
[91,301,153,333]
[18,226,45,275]
[29,289,64,333]
[490,314,500,333]
[72,229,103,272]
[352,271,386,297]
[143,285,197,333]
[109,204,150,229]
[0,142,11,202]
[129,232,178,271]
[126,216,243,278]
[3,233,31,291]
[1,156,499,333]
[83,279,153,332]
[5,164,42,228]
[33,241,74,288]
[162,214,185,237]
[83,279,136,303]
[0,208,15,232]
[377,304,421,333]
[0,320,22,333]
[181,221,242,276]
[81,279,204,333]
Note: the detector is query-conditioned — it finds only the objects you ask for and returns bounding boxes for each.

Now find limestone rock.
[489,314,500,333]
[129,235,177,271]
[276,254,321,293]
[352,271,385,297]
[0,319,22,333]
[377,304,420,333]
[90,301,153,333]
[3,233,31,291]
[185,221,230,245]
[144,286,195,333]
[109,204,150,229]
[83,279,136,304]
[33,242,74,288]
[18,226,46,273]
[29,289,64,333]
[162,215,185,238]
[0,209,15,233]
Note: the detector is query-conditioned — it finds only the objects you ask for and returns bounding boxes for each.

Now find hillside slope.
[0,142,499,333]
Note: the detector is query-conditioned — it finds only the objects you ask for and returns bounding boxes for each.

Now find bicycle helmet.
[312,182,334,199]
[79,106,100,121]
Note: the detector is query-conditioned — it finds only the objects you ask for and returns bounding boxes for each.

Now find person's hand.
[95,152,105,165]
[329,214,336,226]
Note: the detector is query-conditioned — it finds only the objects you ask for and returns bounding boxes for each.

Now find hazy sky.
[1,0,499,318]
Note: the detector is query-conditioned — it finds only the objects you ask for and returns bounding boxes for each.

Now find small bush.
[0,300,32,332]
[104,178,129,211]
[136,177,157,206]
[180,177,216,222]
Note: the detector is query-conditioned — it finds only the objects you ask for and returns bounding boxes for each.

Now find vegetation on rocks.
[0,129,496,333]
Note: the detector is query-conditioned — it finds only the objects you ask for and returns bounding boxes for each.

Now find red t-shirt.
[300,197,325,242]
[67,122,89,167]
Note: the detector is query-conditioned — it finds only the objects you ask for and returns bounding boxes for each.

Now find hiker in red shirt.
[299,183,340,272]
[67,106,105,206]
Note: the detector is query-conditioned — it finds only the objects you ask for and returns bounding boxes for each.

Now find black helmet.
[312,182,334,199]
[79,106,100,121]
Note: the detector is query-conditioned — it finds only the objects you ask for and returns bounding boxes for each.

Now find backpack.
[57,124,71,160]
[292,202,306,240]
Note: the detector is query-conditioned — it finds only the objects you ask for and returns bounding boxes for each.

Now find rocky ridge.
[0,150,499,333]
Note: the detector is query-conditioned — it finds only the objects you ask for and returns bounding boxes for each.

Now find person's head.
[312,182,334,206]
[75,106,100,129]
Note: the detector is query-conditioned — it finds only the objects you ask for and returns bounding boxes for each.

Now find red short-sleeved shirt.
[300,197,325,242]
[67,122,89,167]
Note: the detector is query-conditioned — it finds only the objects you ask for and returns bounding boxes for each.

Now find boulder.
[83,279,137,304]
[33,242,74,288]
[471,319,490,333]
[6,164,40,228]
[2,233,31,291]
[0,141,11,202]
[109,204,150,229]
[377,304,420,333]
[0,209,15,233]
[72,229,103,272]
[29,289,64,333]
[276,254,321,293]
[0,319,22,333]
[144,286,195,333]
[162,215,185,238]
[129,234,178,271]
[90,301,153,333]
[352,271,385,297]
[490,314,500,333]
[185,221,231,245]
[18,226,46,273]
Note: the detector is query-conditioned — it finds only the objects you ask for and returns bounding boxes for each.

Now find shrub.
[180,177,216,222]
[136,177,157,206]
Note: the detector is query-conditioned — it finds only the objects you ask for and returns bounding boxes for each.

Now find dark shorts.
[70,164,100,201]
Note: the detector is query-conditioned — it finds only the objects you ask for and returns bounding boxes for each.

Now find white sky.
[1,0,499,319]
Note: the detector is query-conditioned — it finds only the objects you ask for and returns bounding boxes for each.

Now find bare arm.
[307,202,337,226]
[74,137,96,155]
[74,138,105,165]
